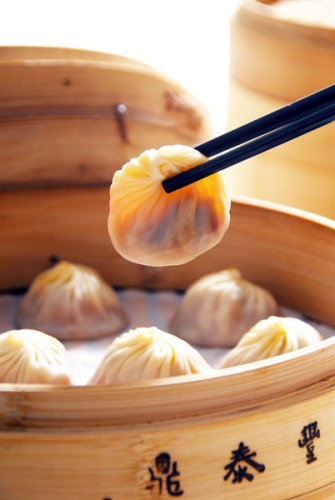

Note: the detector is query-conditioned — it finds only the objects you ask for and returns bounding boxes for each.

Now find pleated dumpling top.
[15,260,129,341]
[169,268,280,348]
[0,329,72,384]
[218,316,323,368]
[108,145,231,266]
[89,326,213,384]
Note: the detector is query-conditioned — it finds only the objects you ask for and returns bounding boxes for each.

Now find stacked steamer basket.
[0,45,212,289]
[226,0,335,219]
[1,46,335,500]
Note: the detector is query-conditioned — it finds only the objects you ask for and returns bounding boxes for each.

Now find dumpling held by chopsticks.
[108,145,231,266]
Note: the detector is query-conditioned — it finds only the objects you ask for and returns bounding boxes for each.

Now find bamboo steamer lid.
[0,45,212,190]
[226,0,335,218]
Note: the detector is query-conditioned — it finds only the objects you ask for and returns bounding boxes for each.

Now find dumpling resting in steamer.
[169,268,280,348]
[0,329,72,384]
[89,326,213,384]
[108,145,231,266]
[218,316,323,368]
[15,260,129,341]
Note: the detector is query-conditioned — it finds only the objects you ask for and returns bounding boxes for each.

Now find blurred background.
[0,0,239,134]
[1,0,335,218]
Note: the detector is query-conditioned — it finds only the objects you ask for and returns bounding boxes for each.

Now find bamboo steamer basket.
[2,47,335,500]
[2,195,335,499]
[226,0,335,219]
[0,44,212,289]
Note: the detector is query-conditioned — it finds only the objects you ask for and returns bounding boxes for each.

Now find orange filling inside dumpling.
[108,145,231,266]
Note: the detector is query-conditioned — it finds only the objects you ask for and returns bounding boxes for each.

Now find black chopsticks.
[162,84,335,193]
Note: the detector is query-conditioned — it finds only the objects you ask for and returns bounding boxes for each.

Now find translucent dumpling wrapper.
[108,145,231,266]
[218,316,323,368]
[89,326,213,384]
[169,268,280,348]
[0,329,72,384]
[15,260,129,341]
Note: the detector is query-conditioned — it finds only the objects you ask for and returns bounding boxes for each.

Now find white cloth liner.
[1,289,335,385]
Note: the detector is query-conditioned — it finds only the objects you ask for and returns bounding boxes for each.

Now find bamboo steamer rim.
[0,55,185,99]
[0,44,155,67]
[0,43,209,120]
[1,335,335,429]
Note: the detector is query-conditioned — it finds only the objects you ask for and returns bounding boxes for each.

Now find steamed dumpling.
[108,145,231,266]
[218,316,323,368]
[89,326,213,384]
[169,268,280,348]
[15,260,129,341]
[0,329,72,384]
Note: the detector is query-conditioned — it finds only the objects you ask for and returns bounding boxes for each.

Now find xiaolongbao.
[169,268,280,348]
[15,260,129,341]
[108,145,231,266]
[218,316,323,368]
[0,329,72,384]
[89,326,213,384]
